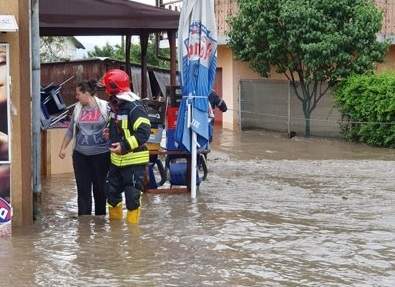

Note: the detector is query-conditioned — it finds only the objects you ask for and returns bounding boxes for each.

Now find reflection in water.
[1,129,395,286]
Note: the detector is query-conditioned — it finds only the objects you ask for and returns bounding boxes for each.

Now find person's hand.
[59,148,66,159]
[109,142,122,155]
[103,128,110,141]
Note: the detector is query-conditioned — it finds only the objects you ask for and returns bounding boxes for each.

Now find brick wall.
[215,0,238,37]
[215,0,395,41]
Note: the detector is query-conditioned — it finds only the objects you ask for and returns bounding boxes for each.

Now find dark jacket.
[109,99,151,167]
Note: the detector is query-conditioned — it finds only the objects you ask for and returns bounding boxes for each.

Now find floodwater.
[1,129,395,286]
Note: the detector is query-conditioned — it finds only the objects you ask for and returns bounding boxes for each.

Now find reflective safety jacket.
[109,98,151,167]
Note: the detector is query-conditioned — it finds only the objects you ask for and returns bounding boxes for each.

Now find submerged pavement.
[1,129,394,286]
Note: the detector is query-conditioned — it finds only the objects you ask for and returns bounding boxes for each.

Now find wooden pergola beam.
[140,33,149,99]
[168,30,177,87]
[125,35,132,78]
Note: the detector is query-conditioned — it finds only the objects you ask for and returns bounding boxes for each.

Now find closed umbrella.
[175,0,217,198]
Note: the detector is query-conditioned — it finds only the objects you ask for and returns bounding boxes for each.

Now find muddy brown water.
[1,129,394,286]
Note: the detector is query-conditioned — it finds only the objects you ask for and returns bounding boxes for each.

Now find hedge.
[335,73,395,148]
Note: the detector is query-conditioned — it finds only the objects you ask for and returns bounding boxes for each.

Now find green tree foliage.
[228,0,388,136]
[335,73,395,147]
[87,40,170,69]
[87,43,125,60]
[40,36,67,62]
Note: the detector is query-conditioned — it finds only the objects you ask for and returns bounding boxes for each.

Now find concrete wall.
[232,57,264,129]
[290,88,341,138]
[240,79,342,137]
[240,80,289,132]
[217,45,289,130]
[0,0,33,226]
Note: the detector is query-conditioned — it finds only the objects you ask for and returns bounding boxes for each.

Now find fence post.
[287,81,291,136]
[238,81,242,130]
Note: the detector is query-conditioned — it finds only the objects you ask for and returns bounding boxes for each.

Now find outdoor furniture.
[144,148,209,194]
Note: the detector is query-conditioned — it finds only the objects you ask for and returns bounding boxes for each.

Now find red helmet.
[101,69,131,95]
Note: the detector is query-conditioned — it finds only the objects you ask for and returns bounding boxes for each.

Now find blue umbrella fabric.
[175,0,217,152]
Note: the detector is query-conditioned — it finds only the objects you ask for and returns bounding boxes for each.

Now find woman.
[59,80,110,216]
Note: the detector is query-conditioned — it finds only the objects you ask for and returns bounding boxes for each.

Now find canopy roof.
[40,0,180,36]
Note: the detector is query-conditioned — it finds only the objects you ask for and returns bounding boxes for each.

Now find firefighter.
[102,69,151,224]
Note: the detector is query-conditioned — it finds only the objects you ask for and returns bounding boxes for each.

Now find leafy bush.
[335,73,395,147]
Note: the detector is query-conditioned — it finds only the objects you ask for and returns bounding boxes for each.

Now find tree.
[87,43,125,60]
[87,40,170,69]
[40,37,67,62]
[228,0,388,136]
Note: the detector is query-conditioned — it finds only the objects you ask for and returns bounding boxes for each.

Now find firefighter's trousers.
[105,164,145,210]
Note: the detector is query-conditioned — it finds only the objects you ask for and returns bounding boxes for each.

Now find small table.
[144,148,209,194]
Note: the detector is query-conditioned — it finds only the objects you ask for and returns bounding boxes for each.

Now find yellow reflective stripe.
[124,128,131,139]
[121,119,129,147]
[120,119,139,150]
[111,151,149,161]
[112,158,148,166]
[115,150,148,157]
[123,128,138,150]
[111,151,149,166]
[127,136,139,150]
[133,117,151,131]
[111,158,148,166]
